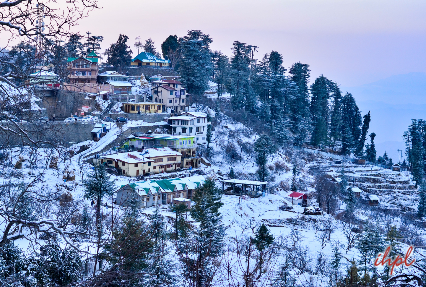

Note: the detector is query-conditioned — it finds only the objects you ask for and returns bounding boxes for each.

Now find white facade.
[169,112,210,145]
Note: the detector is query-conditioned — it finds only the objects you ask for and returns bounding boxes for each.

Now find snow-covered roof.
[352,187,362,193]
[128,175,206,195]
[98,71,127,77]
[184,111,207,118]
[174,198,190,202]
[369,194,379,201]
[29,71,58,78]
[223,179,267,185]
[108,81,132,87]
[140,147,181,158]
[168,116,196,121]
[101,151,153,164]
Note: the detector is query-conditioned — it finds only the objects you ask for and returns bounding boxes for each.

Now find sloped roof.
[288,192,306,199]
[87,51,98,57]
[132,52,170,64]
[67,56,98,63]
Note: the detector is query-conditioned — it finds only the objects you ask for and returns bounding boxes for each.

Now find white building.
[168,112,210,145]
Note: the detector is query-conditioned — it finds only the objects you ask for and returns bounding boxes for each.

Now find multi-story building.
[168,112,210,145]
[99,147,182,176]
[151,79,186,113]
[67,52,99,84]
[125,134,200,168]
[131,52,171,67]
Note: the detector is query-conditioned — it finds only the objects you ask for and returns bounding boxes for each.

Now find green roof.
[155,179,176,193]
[66,56,98,63]
[132,52,170,63]
[87,51,98,57]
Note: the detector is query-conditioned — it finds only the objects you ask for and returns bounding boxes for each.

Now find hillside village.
[1,3,426,286]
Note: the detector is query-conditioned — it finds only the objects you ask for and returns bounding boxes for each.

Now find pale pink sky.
[7,0,426,86]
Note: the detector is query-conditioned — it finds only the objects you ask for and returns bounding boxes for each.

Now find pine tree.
[104,214,154,285]
[212,51,229,98]
[329,84,343,145]
[357,227,384,276]
[252,224,274,251]
[228,41,257,112]
[365,133,377,163]
[147,206,176,287]
[310,75,331,146]
[254,135,274,181]
[418,181,426,217]
[288,62,311,146]
[170,203,189,240]
[330,243,342,286]
[143,38,160,57]
[340,93,362,154]
[106,34,133,72]
[186,179,225,287]
[274,255,296,287]
[65,33,84,58]
[161,35,179,68]
[85,33,103,54]
[84,163,115,275]
[355,111,371,157]
[228,167,236,179]
[178,30,213,97]
[34,243,82,286]
[345,187,356,221]
[404,119,426,186]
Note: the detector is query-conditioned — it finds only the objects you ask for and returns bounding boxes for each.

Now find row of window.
[74,71,92,76]
[168,99,185,104]
[72,62,90,68]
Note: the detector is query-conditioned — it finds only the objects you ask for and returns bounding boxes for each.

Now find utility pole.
[397,149,403,163]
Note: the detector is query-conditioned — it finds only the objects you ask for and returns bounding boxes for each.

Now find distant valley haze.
[342,72,426,162]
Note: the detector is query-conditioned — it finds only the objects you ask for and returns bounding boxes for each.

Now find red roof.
[160,85,175,91]
[163,79,182,84]
[289,192,307,199]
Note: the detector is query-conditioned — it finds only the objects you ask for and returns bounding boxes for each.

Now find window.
[168,157,176,162]
[182,99,185,103]
[135,163,138,167]
[122,162,125,166]
[148,162,151,166]
[131,105,135,111]
[175,99,177,103]
[107,160,113,165]
[170,91,173,95]
[154,158,163,163]
[197,119,200,123]
[169,100,172,103]
[189,127,193,133]
[182,127,187,133]
[196,127,200,132]
[154,166,156,169]
[157,105,161,110]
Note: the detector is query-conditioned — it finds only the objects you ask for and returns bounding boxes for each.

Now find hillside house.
[100,147,182,176]
[288,191,308,206]
[125,134,200,168]
[97,71,132,95]
[368,194,379,206]
[131,52,170,67]
[115,175,205,207]
[122,102,164,114]
[151,79,187,113]
[91,123,111,141]
[142,147,182,174]
[169,112,210,145]
[67,52,99,84]
[99,151,153,177]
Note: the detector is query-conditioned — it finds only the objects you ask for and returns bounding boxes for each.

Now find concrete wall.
[0,121,96,147]
[109,112,169,123]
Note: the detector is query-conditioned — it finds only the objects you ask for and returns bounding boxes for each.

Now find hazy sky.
[2,0,425,86]
[69,0,426,87]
